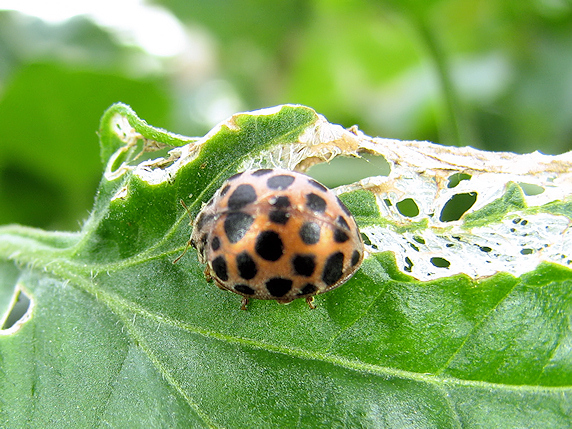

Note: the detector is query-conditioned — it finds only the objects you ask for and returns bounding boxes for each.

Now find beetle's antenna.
[180,199,192,217]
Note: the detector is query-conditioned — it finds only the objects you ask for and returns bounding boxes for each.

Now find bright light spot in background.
[190,80,243,126]
[0,0,187,57]
[0,0,246,130]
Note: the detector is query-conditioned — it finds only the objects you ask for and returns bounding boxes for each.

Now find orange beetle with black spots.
[179,168,364,310]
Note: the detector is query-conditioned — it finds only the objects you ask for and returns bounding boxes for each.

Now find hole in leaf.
[110,139,145,173]
[480,246,492,253]
[404,257,413,272]
[518,183,544,196]
[413,236,425,244]
[447,173,472,188]
[132,146,173,167]
[430,257,450,268]
[439,192,477,222]
[1,288,31,331]
[521,248,534,255]
[307,153,390,187]
[110,150,128,173]
[361,233,371,246]
[396,198,419,217]
[384,199,392,207]
[109,138,174,174]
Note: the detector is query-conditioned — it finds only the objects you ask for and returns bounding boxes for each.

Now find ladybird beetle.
[178,168,364,310]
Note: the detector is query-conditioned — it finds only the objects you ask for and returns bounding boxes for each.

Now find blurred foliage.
[0,0,571,230]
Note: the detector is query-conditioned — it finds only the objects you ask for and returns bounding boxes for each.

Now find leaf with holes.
[1,103,571,427]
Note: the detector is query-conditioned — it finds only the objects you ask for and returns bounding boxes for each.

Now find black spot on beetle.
[234,284,255,295]
[255,230,284,261]
[224,212,254,243]
[308,179,328,192]
[292,254,316,277]
[336,216,350,230]
[267,175,295,190]
[337,196,352,217]
[199,233,208,251]
[266,277,293,297]
[299,222,321,245]
[252,169,273,176]
[297,283,317,296]
[220,184,231,196]
[306,193,327,213]
[227,172,243,181]
[236,251,257,280]
[211,236,221,251]
[269,210,290,225]
[351,250,361,266]
[271,196,290,208]
[228,184,257,210]
[322,252,344,286]
[211,256,228,281]
[334,228,349,243]
[196,212,214,231]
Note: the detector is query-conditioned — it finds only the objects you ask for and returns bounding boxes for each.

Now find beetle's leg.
[240,297,249,311]
[306,296,316,309]
[204,266,214,283]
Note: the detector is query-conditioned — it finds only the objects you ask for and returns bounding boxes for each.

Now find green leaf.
[1,104,571,427]
[0,63,171,230]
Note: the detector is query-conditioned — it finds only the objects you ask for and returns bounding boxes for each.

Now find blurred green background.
[0,0,571,231]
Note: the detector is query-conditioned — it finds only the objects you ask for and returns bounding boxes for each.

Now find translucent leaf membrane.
[107,104,572,281]
[353,136,572,281]
[1,103,571,427]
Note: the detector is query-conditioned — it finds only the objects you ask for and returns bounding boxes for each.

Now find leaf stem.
[416,17,476,147]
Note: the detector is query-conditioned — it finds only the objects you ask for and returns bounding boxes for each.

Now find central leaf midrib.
[102,283,569,394]
[30,257,571,395]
